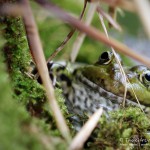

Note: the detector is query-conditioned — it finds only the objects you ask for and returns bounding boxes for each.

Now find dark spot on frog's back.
[80,90,83,95]
[101,91,108,98]
[56,66,66,72]
[89,94,93,100]
[73,69,78,76]
[60,74,72,86]
[77,96,81,102]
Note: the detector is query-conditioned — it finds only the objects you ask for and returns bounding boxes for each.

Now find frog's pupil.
[145,73,150,81]
[101,52,109,60]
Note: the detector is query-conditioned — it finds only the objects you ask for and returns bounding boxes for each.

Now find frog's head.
[81,51,150,106]
[81,51,124,94]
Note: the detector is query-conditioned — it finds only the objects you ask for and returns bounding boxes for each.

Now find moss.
[0,43,46,149]
[0,50,67,149]
[1,16,45,106]
[89,107,150,150]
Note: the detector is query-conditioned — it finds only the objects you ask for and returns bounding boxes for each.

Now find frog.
[48,51,150,117]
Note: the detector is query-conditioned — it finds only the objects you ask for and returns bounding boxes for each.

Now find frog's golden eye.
[139,71,150,87]
[96,51,113,65]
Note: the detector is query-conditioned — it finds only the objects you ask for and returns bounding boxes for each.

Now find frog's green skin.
[80,53,150,107]
[52,51,150,116]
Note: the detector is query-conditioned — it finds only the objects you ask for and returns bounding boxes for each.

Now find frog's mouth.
[77,73,144,109]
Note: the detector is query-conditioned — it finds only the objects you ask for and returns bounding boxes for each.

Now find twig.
[70,1,98,62]
[90,0,136,12]
[46,0,87,62]
[96,6,122,32]
[35,0,150,68]
[69,108,103,150]
[21,0,71,142]
[133,0,150,39]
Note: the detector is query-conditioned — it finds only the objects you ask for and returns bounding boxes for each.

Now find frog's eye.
[145,73,150,81]
[96,51,113,65]
[139,71,150,87]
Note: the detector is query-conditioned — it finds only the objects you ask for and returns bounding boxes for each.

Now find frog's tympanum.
[49,51,150,117]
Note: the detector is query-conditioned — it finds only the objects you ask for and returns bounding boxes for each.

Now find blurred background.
[33,0,150,66]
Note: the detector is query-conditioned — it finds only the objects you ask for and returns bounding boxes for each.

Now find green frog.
[49,51,150,116]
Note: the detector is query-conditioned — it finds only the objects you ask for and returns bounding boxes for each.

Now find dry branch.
[35,0,150,67]
[69,108,103,150]
[21,0,71,142]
